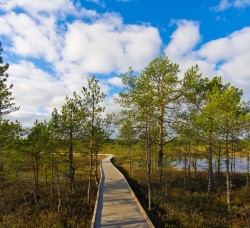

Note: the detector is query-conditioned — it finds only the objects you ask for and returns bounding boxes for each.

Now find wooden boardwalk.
[91,155,153,228]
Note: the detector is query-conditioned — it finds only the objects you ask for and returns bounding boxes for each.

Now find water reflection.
[171,157,249,173]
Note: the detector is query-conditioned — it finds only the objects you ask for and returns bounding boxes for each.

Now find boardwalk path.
[91,155,154,228]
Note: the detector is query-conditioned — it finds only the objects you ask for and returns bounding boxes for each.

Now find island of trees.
[1,42,249,227]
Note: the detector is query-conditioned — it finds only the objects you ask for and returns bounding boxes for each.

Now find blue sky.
[0,0,250,126]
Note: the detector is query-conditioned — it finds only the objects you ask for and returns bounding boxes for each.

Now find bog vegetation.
[0,43,112,226]
[0,41,249,227]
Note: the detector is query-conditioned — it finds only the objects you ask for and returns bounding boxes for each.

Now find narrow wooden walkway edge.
[90,159,104,228]
[90,154,154,228]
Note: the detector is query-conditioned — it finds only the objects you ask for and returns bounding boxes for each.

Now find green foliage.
[0,42,19,116]
[75,75,111,152]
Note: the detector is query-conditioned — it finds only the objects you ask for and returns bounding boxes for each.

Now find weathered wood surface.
[92,155,153,228]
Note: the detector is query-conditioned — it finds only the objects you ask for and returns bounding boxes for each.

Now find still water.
[171,157,249,173]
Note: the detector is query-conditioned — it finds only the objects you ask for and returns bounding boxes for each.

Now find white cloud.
[165,20,201,60]
[101,93,122,116]
[165,20,250,100]
[106,77,123,88]
[213,0,232,11]
[86,0,106,7]
[9,110,51,127]
[234,0,250,7]
[198,27,250,62]
[62,13,161,74]
[7,61,67,126]
[0,0,99,63]
[0,0,76,16]
[213,0,250,11]
[164,20,214,78]
[0,12,62,62]
[197,27,250,92]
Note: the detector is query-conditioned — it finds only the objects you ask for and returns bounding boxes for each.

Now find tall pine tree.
[0,42,19,117]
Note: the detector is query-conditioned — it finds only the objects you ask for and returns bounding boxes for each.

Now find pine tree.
[0,42,19,117]
[216,86,244,210]
[75,76,107,203]
[26,120,50,203]
[143,55,180,184]
[117,109,138,176]
[0,42,20,173]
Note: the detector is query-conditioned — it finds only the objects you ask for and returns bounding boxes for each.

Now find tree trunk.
[51,161,54,199]
[207,133,213,201]
[225,132,232,210]
[129,146,132,175]
[169,158,172,182]
[193,152,197,177]
[33,152,39,203]
[153,149,157,174]
[87,147,93,204]
[45,166,48,190]
[95,148,98,186]
[233,151,236,174]
[193,155,197,177]
[217,144,221,175]
[69,127,75,194]
[146,114,152,210]
[231,135,236,174]
[184,153,187,190]
[131,161,134,178]
[158,103,164,184]
[188,142,192,182]
[246,152,249,188]
[56,168,61,215]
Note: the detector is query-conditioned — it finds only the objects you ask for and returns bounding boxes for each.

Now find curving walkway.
[91,155,154,228]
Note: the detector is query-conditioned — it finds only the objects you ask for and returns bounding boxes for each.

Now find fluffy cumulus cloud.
[198,27,250,63]
[0,12,61,62]
[164,20,215,76]
[199,27,250,91]
[7,61,67,126]
[61,14,161,74]
[165,19,250,99]
[165,20,201,59]
[0,0,162,126]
